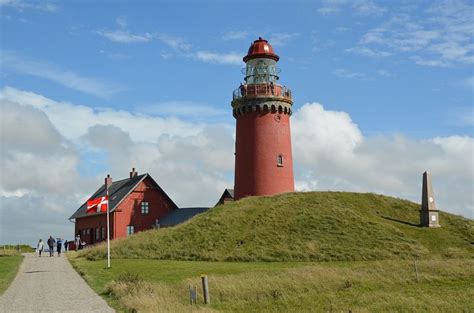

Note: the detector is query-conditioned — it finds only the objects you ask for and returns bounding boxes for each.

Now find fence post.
[201,274,210,305]
[189,285,197,305]
[414,260,419,283]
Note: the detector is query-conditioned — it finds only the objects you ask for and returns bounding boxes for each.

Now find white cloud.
[1,51,123,99]
[155,33,192,52]
[334,68,366,79]
[376,69,394,77]
[115,16,128,29]
[0,87,203,141]
[96,30,153,43]
[410,56,450,67]
[292,103,474,217]
[317,0,385,16]
[349,1,474,67]
[95,20,192,51]
[0,0,57,12]
[195,51,243,65]
[352,0,386,16]
[0,99,86,196]
[346,46,392,57]
[268,33,299,47]
[1,88,472,246]
[222,31,248,41]
[96,23,246,66]
[0,87,235,245]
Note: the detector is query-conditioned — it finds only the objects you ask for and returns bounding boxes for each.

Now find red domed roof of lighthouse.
[243,37,279,62]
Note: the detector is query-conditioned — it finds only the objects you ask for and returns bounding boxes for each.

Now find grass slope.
[0,254,23,295]
[68,256,474,312]
[82,192,473,262]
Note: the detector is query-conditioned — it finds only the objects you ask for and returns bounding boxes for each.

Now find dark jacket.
[47,237,55,247]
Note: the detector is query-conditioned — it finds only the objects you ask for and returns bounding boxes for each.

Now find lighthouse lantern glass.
[245,58,278,84]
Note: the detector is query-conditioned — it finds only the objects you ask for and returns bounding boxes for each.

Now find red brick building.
[69,168,193,246]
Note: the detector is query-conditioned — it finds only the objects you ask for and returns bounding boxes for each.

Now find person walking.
[56,238,63,257]
[75,234,81,251]
[47,236,55,257]
[64,239,68,252]
[37,239,44,257]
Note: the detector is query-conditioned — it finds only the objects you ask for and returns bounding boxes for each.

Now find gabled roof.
[159,207,209,227]
[223,188,234,198]
[215,188,234,206]
[69,173,177,220]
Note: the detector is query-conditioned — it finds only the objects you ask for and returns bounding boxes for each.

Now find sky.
[0,0,473,246]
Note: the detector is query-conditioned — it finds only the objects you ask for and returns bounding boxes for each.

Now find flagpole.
[106,176,111,268]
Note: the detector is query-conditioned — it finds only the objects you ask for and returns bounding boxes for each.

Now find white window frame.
[126,225,134,236]
[141,201,149,214]
[95,228,100,240]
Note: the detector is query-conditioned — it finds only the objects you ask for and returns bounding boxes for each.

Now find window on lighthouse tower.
[277,154,284,167]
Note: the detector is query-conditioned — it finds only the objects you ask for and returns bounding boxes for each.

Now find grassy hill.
[81,192,473,262]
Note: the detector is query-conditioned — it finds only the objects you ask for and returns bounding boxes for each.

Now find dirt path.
[0,253,114,313]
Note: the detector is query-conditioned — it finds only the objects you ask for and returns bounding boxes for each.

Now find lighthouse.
[232,37,295,200]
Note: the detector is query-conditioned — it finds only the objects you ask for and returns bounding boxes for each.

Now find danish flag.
[86,196,109,214]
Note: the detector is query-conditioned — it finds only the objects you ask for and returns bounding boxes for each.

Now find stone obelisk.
[420,171,440,227]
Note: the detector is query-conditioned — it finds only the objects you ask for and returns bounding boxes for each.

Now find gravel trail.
[0,252,114,313]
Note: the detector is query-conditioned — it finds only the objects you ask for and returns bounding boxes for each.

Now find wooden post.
[201,274,210,305]
[189,285,197,305]
[414,260,419,283]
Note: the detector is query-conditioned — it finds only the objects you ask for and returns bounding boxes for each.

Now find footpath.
[0,253,114,313]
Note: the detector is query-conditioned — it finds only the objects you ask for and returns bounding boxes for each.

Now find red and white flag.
[86,196,109,214]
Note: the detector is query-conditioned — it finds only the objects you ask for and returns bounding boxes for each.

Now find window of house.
[277,154,284,167]
[101,227,105,240]
[141,201,149,214]
[126,225,134,236]
[95,228,100,240]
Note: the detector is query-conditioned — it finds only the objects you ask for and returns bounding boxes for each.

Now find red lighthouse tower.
[232,37,294,200]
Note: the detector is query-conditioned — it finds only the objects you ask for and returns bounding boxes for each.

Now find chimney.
[130,167,138,178]
[105,174,112,190]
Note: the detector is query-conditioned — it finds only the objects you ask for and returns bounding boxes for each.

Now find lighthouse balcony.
[233,83,292,102]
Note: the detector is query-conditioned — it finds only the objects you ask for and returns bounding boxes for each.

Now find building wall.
[75,214,113,246]
[74,176,176,245]
[234,110,294,199]
[113,177,175,238]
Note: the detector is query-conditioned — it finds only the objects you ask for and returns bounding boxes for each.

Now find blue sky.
[2,0,472,136]
[0,0,473,245]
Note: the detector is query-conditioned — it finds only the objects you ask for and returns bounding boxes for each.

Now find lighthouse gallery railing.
[233,83,292,101]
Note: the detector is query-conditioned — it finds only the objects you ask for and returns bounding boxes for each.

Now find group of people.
[36,236,69,257]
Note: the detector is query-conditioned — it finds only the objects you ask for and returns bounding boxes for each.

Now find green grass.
[81,192,473,262]
[71,192,473,312]
[0,254,23,295]
[68,254,474,312]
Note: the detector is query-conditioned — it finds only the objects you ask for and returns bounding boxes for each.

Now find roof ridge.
[109,173,147,185]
